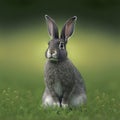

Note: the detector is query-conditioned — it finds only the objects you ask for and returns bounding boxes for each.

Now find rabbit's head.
[45,15,77,62]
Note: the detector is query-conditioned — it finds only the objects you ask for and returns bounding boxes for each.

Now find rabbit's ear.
[45,15,59,39]
[60,16,77,41]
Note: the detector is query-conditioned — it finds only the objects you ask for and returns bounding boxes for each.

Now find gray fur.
[42,15,87,107]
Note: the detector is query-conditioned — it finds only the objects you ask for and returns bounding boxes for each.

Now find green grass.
[0,25,120,120]
[0,68,120,120]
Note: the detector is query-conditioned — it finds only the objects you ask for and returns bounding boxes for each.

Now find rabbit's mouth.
[49,57,59,62]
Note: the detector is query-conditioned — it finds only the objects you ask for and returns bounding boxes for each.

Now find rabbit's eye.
[59,42,64,49]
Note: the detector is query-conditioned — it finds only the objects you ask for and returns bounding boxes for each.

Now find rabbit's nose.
[48,49,55,54]
[50,49,56,54]
[47,49,57,58]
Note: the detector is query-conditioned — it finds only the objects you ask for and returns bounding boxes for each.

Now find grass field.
[0,25,120,120]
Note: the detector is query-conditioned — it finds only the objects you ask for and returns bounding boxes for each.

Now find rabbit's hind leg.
[69,93,87,107]
[42,87,60,107]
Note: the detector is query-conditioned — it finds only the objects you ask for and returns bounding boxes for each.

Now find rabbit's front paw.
[53,102,60,107]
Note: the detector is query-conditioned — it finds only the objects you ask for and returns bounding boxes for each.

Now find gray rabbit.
[42,15,87,107]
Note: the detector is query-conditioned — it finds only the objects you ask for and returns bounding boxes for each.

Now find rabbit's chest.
[46,67,74,95]
[54,81,62,97]
[45,60,75,96]
[46,70,64,96]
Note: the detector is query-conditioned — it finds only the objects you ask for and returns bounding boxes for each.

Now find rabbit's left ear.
[60,16,77,41]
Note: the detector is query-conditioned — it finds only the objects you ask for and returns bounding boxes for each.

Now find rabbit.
[42,15,87,107]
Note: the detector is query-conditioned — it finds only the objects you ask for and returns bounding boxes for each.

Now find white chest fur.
[54,81,62,97]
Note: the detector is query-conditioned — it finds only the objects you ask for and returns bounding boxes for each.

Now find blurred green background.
[0,0,120,119]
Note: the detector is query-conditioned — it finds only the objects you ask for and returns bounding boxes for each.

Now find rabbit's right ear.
[45,15,59,39]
